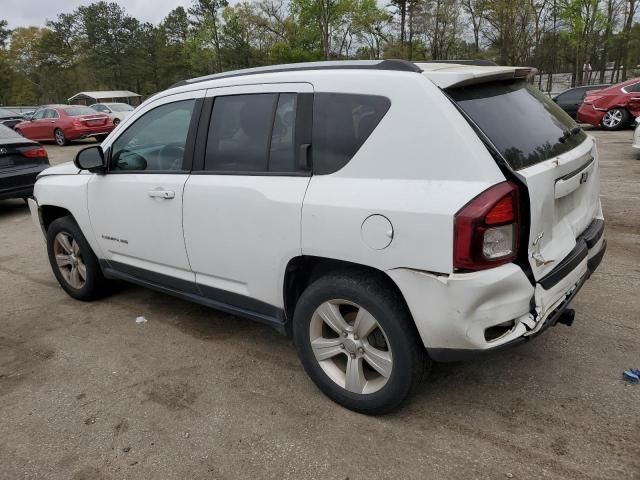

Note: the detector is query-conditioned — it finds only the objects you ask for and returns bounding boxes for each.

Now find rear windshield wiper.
[558,126,582,143]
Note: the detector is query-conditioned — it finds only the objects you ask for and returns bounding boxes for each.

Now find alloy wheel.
[602,109,623,128]
[53,232,87,289]
[309,300,393,394]
[55,129,65,146]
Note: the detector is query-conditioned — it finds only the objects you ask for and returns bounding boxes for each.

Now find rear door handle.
[148,189,175,199]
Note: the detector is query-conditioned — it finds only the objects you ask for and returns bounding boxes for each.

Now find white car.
[28,60,606,414]
[89,103,134,126]
[633,117,640,149]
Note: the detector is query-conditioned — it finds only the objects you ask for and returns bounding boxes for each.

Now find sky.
[1,0,195,29]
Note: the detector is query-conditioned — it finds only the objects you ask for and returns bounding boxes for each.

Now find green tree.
[189,0,230,72]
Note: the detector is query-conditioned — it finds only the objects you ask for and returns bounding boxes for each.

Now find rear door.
[448,80,602,313]
[41,109,59,140]
[183,83,313,318]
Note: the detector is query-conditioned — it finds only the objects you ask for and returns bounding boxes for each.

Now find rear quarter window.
[312,93,390,175]
[448,80,587,170]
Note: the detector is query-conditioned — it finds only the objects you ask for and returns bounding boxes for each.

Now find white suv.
[29,60,606,414]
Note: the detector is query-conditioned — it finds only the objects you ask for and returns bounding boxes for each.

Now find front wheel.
[293,271,428,414]
[54,128,68,146]
[601,108,629,130]
[46,216,107,301]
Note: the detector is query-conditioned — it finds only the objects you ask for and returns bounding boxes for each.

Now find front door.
[183,83,313,320]
[21,108,46,140]
[88,91,204,287]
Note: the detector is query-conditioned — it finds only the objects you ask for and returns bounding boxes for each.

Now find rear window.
[448,80,587,170]
[312,93,390,175]
[64,106,97,116]
[109,104,134,112]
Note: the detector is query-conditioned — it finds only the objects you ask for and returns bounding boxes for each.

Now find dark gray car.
[553,84,611,119]
[0,124,50,200]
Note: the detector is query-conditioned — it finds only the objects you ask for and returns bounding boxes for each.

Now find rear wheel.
[293,271,428,414]
[601,108,629,130]
[46,216,106,300]
[54,128,68,146]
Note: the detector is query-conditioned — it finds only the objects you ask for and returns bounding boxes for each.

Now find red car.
[14,105,114,146]
[577,77,640,130]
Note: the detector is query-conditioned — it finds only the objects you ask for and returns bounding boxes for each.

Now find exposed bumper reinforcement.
[428,233,606,363]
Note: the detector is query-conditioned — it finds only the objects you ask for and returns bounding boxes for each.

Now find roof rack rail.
[170,59,422,88]
[419,60,498,67]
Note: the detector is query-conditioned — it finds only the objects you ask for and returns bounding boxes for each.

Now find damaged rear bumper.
[388,219,606,362]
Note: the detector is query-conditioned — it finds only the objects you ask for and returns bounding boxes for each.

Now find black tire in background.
[46,216,107,301]
[293,270,428,415]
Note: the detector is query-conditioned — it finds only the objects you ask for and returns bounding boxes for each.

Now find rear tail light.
[72,119,83,128]
[454,181,520,270]
[20,146,48,159]
[584,95,602,105]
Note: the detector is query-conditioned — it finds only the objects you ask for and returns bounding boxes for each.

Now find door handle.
[148,189,175,199]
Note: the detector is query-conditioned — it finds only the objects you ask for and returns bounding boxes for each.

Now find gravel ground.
[0,131,638,480]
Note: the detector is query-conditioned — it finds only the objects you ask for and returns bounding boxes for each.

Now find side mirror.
[74,145,106,173]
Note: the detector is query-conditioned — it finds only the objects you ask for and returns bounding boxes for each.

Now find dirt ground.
[0,132,638,480]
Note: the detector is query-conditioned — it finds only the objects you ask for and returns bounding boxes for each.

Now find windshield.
[108,103,134,112]
[64,106,98,116]
[0,108,19,117]
[448,80,587,170]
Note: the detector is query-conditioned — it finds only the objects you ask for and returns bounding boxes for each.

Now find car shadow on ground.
[0,199,30,218]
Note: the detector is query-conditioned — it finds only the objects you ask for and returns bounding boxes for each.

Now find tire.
[293,270,428,414]
[601,108,629,130]
[54,128,68,146]
[46,216,106,301]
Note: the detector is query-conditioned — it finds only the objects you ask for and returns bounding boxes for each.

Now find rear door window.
[204,93,302,174]
[205,94,277,173]
[448,80,587,170]
[312,93,391,175]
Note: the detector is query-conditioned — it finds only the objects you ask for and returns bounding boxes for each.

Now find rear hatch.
[446,78,601,315]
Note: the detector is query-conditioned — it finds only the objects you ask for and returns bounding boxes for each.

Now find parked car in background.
[14,105,114,146]
[0,124,49,201]
[577,77,640,130]
[633,118,640,150]
[553,84,611,119]
[0,107,28,129]
[29,60,606,414]
[89,103,135,126]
